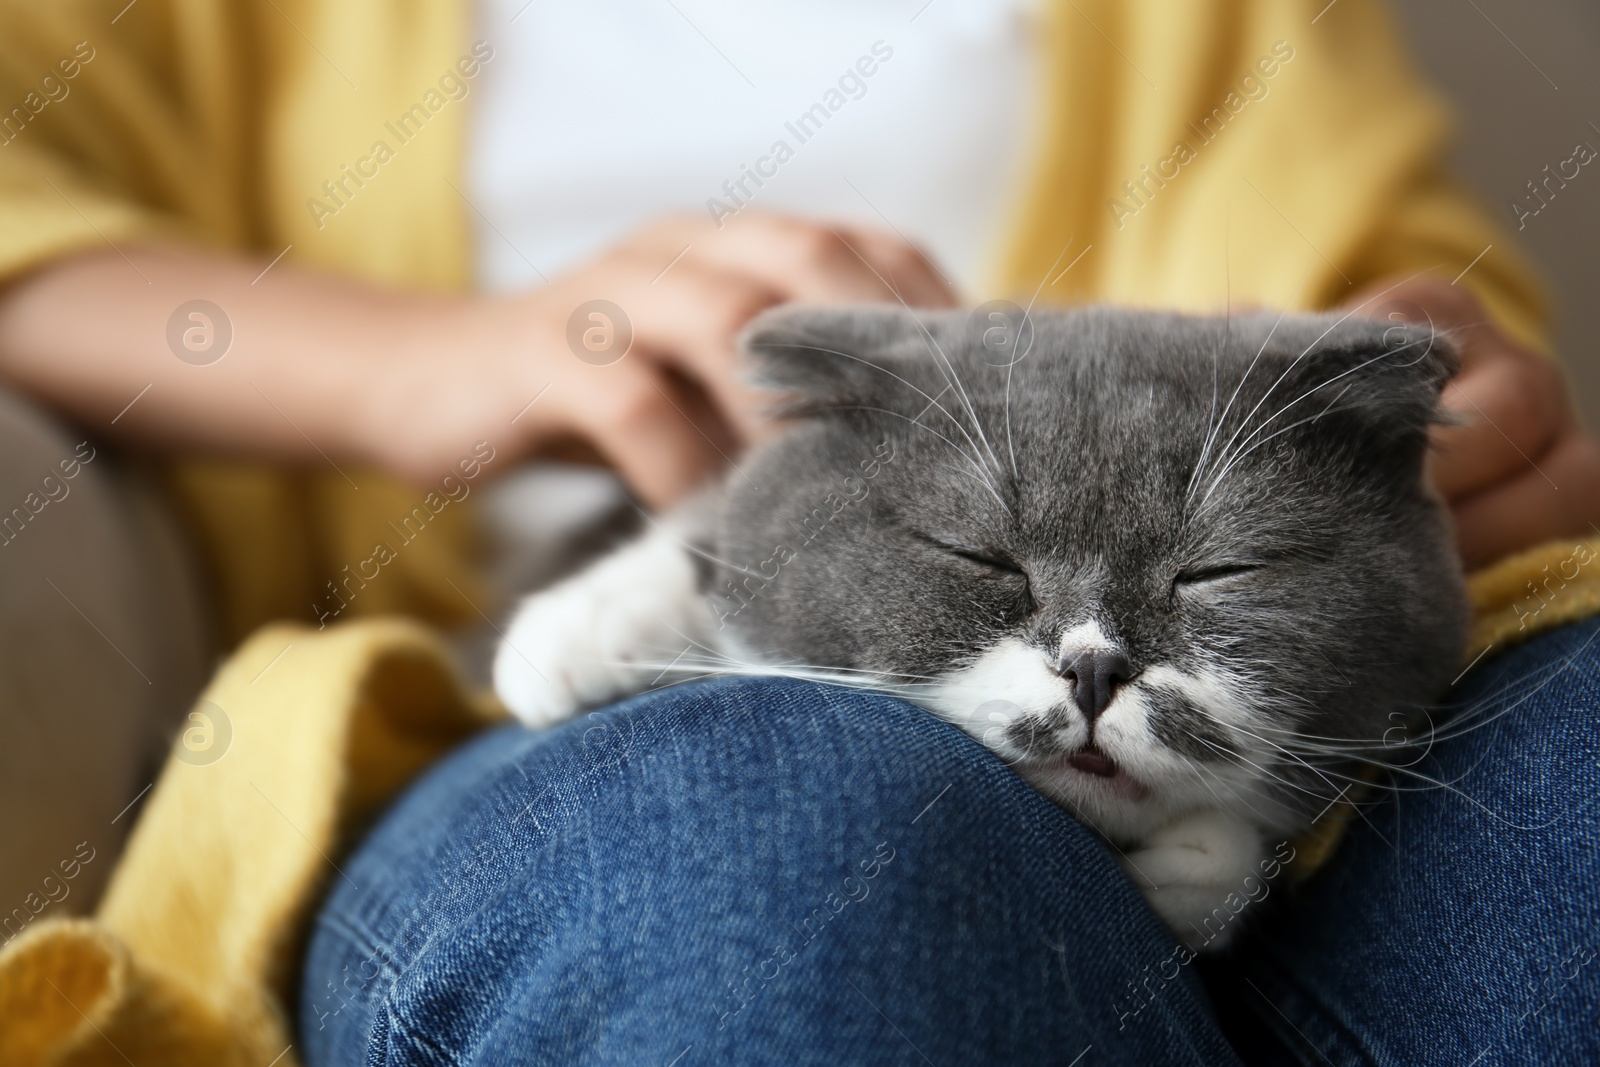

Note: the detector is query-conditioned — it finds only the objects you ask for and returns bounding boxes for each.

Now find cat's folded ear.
[739,305,934,418]
[1283,315,1460,447]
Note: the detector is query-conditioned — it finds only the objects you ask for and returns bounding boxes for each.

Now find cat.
[492,302,1468,950]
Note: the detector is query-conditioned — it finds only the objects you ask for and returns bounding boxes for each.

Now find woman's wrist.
[342,292,554,485]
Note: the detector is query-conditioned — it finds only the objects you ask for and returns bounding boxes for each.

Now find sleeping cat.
[492,303,1468,949]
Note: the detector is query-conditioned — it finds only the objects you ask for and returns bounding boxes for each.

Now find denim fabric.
[1216,615,1600,1066]
[299,677,1238,1065]
[300,617,1600,1066]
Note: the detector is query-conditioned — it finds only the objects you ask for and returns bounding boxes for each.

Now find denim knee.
[301,677,1229,1066]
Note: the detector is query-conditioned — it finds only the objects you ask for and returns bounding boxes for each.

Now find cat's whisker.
[1179,746,1288,829]
[1245,672,1540,753]
[1192,386,1366,515]
[611,654,932,698]
[1255,749,1484,804]
[1227,720,1559,833]
[757,340,996,481]
[912,325,1006,481]
[841,404,1012,514]
[1177,752,1250,818]
[1188,267,1335,506]
[1186,328,1224,510]
[1196,268,1440,506]
[935,462,1016,512]
[1205,726,1406,847]
[1184,268,1311,510]
[1407,661,1582,747]
[1199,334,1434,507]
[812,246,998,479]
[1004,356,1021,481]
[629,507,762,578]
[1182,730,1346,814]
[1001,237,1082,486]
[613,631,948,692]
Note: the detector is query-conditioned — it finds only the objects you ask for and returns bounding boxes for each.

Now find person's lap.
[299,677,1237,1065]
[299,617,1600,1066]
[1216,615,1600,1064]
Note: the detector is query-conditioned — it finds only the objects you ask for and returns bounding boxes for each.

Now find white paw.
[1119,810,1265,952]
[492,525,713,728]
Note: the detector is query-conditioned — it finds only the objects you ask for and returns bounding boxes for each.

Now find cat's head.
[711,304,1468,842]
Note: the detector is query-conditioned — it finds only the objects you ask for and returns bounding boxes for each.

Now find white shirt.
[468,0,1041,297]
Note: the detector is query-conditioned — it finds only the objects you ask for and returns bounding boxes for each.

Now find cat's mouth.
[1024,746,1152,802]
[1067,749,1117,778]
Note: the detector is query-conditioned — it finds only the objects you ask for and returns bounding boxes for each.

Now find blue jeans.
[300,618,1600,1065]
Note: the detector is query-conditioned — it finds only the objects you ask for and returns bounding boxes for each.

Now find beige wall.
[1388,0,1600,429]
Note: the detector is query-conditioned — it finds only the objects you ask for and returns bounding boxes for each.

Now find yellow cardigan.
[2,1,1598,1063]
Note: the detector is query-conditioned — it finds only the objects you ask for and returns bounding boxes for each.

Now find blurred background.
[1390,0,1600,429]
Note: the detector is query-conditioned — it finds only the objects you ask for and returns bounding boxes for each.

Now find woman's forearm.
[0,245,506,479]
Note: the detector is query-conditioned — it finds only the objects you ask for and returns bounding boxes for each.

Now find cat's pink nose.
[1056,647,1133,721]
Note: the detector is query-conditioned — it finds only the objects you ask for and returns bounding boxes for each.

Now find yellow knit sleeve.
[0,2,255,285]
[1001,0,1550,355]
[1289,1,1549,352]
[0,135,172,286]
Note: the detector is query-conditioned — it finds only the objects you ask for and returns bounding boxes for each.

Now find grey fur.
[694,303,1468,840]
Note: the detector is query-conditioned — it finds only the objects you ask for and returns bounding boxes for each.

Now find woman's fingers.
[641,212,955,307]
[541,255,772,505]
[1347,277,1480,338]
[1431,353,1569,500]
[1340,276,1600,568]
[612,257,784,445]
[580,212,954,457]
[832,224,957,307]
[559,362,727,510]
[520,210,956,507]
[1451,431,1600,570]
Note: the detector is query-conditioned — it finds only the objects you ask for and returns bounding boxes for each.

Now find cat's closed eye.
[910,531,1023,574]
[948,546,1028,578]
[911,530,1035,605]
[1174,564,1264,586]
[1168,563,1265,606]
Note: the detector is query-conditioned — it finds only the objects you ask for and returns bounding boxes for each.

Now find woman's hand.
[363,212,954,507]
[1344,277,1600,569]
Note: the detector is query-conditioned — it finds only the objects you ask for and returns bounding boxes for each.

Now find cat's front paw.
[494,581,626,728]
[492,526,711,729]
[1119,809,1264,952]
